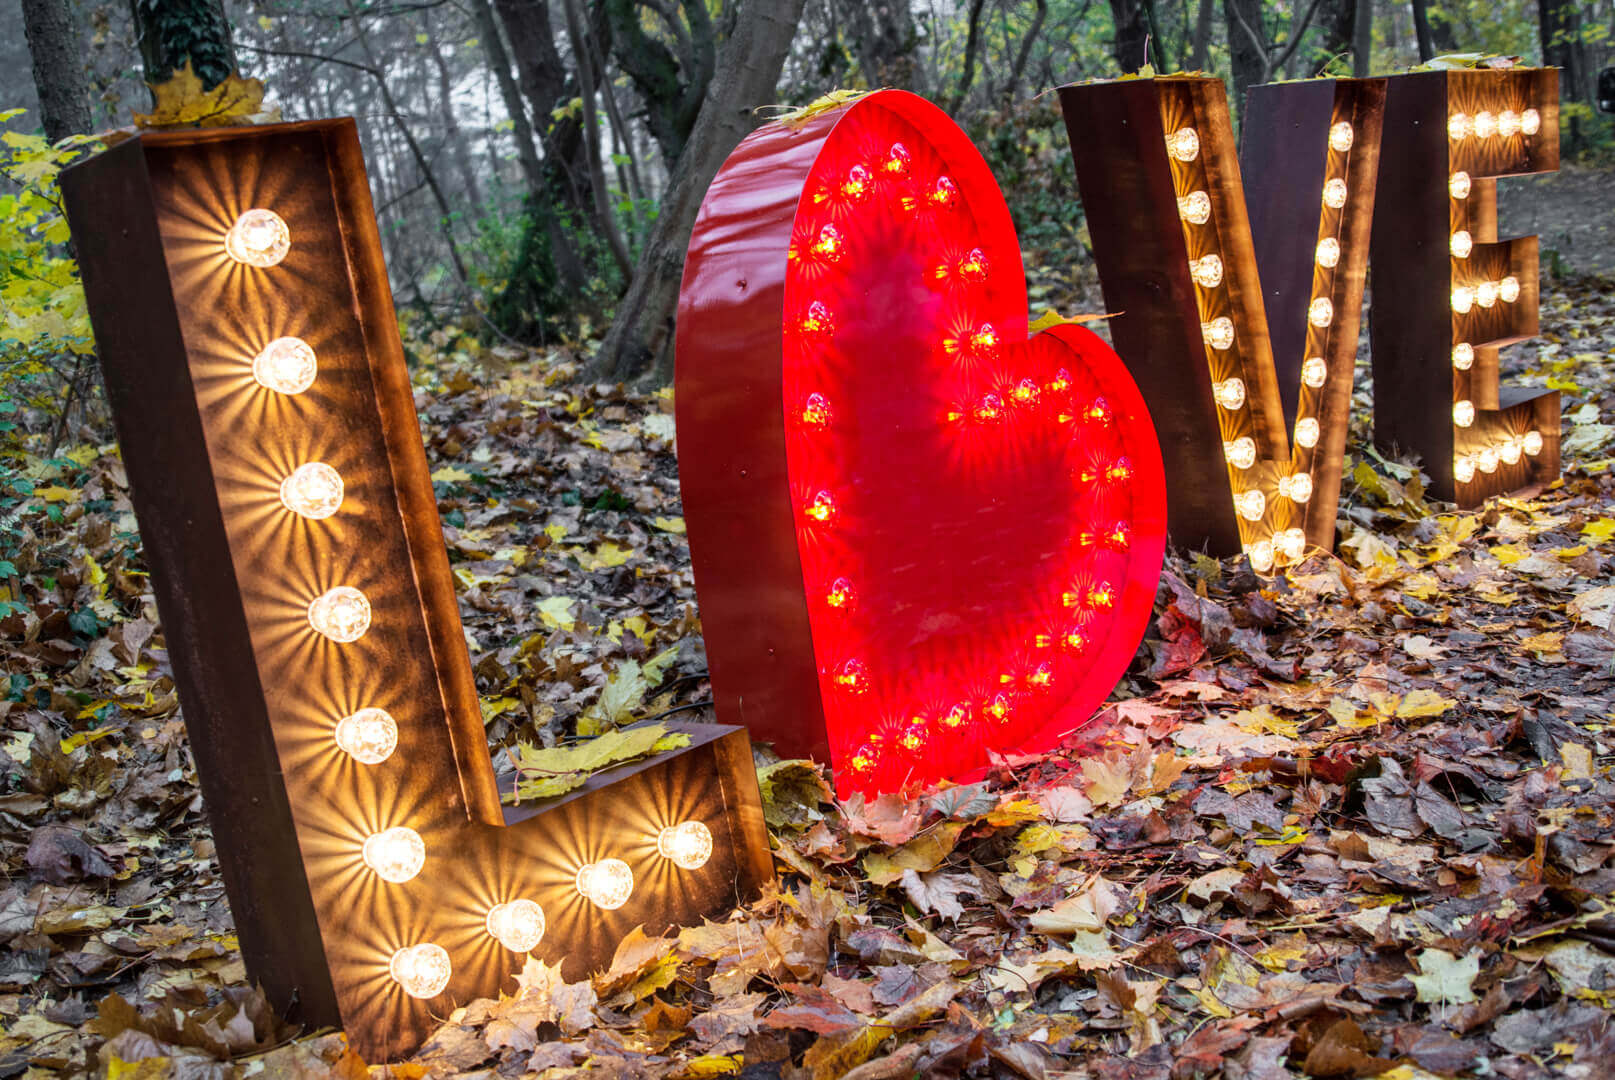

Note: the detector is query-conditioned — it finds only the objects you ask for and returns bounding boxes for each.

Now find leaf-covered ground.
[2,262,1615,1080]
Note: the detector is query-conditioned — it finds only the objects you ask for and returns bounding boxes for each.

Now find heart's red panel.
[677,91,1166,797]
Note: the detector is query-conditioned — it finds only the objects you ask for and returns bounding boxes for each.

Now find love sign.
[676,91,1168,796]
[61,120,772,1061]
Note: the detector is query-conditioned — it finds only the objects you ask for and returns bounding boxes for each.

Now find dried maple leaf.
[132,61,267,129]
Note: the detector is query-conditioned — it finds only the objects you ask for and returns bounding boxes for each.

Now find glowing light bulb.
[1302,356,1327,388]
[1247,540,1275,573]
[363,827,425,883]
[657,821,714,870]
[971,323,1000,355]
[1275,528,1307,564]
[1224,436,1257,469]
[848,745,877,774]
[1178,191,1211,224]
[334,707,398,764]
[486,899,546,952]
[1450,230,1473,259]
[1451,286,1475,314]
[957,248,990,282]
[1452,342,1474,370]
[885,143,911,176]
[1166,127,1200,161]
[1063,628,1090,652]
[224,209,290,267]
[1028,662,1055,688]
[1295,417,1320,448]
[1308,298,1334,327]
[1523,430,1544,456]
[1279,472,1313,503]
[390,944,450,998]
[1213,378,1246,410]
[798,301,835,338]
[279,462,344,519]
[804,490,836,524]
[1202,317,1235,350]
[1447,112,1472,141]
[1234,489,1266,521]
[930,176,959,209]
[1477,447,1499,473]
[308,586,371,642]
[1106,522,1131,550]
[1190,254,1224,288]
[1499,276,1520,303]
[811,225,844,262]
[833,658,868,693]
[1454,455,1476,483]
[575,858,633,910]
[1087,398,1114,424]
[1049,368,1071,393]
[1475,280,1498,308]
[1474,111,1497,138]
[801,392,832,427]
[1498,109,1521,137]
[1329,121,1355,152]
[1453,400,1476,427]
[1499,437,1522,465]
[974,392,1004,422]
[1521,108,1541,135]
[1315,238,1340,268]
[1449,171,1472,199]
[252,337,317,395]
[1322,179,1348,209]
[1107,457,1133,482]
[825,577,853,609]
[941,703,970,729]
[986,693,1012,722]
[1013,378,1040,404]
[842,164,872,202]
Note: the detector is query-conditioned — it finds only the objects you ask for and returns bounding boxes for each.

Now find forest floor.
[3,178,1615,1078]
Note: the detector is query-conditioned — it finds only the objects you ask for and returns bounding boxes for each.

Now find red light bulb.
[898,724,927,752]
[1049,368,1071,393]
[1107,457,1134,482]
[930,176,959,209]
[1063,628,1090,652]
[986,693,1012,722]
[959,247,989,282]
[849,745,877,774]
[940,703,969,729]
[801,392,832,427]
[1107,522,1131,549]
[1086,398,1113,424]
[811,225,844,262]
[833,658,869,693]
[971,323,1000,355]
[842,165,872,202]
[825,576,854,608]
[797,301,835,338]
[974,392,1004,422]
[884,142,911,176]
[1028,662,1054,688]
[804,490,837,523]
[1088,583,1115,609]
[1012,378,1040,404]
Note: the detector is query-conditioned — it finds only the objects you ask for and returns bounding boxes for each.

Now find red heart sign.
[677,91,1166,796]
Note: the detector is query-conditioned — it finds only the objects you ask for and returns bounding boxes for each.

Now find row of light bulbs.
[222,208,717,1001]
[1454,430,1546,483]
[1447,108,1541,141]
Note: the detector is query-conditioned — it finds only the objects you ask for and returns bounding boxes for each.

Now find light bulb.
[1247,540,1275,573]
[811,225,844,261]
[834,658,869,693]
[970,323,1000,355]
[1498,109,1521,137]
[1449,171,1472,199]
[657,821,714,870]
[486,899,546,952]
[848,744,877,775]
[825,577,853,609]
[1190,254,1224,288]
[1521,108,1541,135]
[1329,121,1354,152]
[930,176,959,209]
[1451,286,1475,314]
[842,164,872,201]
[1474,111,1497,138]
[1452,342,1474,370]
[1477,447,1499,473]
[898,723,927,752]
[252,337,317,395]
[1178,191,1211,224]
[1308,298,1334,328]
[1302,356,1327,388]
[1049,368,1071,393]
[1322,179,1348,209]
[1234,489,1266,521]
[801,392,832,427]
[1454,455,1476,483]
[1213,378,1246,410]
[885,143,911,176]
[1453,400,1476,427]
[1167,127,1200,161]
[334,707,397,764]
[363,827,425,882]
[804,490,836,524]
[279,463,344,519]
[308,586,371,642]
[390,944,450,998]
[1499,437,1522,465]
[1224,436,1257,469]
[224,209,290,267]
[1013,378,1040,404]
[1447,112,1472,141]
[1279,472,1313,503]
[798,301,834,338]
[974,392,1004,422]
[941,703,970,729]
[575,858,633,909]
[1499,276,1520,303]
[1523,430,1544,456]
[1475,280,1498,308]
[958,248,989,282]
[1201,317,1235,350]
[1295,417,1320,449]
[987,692,1012,722]
[1275,528,1306,563]
[1450,230,1473,259]
[1316,238,1341,268]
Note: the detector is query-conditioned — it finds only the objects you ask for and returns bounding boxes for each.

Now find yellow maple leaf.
[651,516,686,534]
[1490,543,1529,566]
[1231,703,1299,737]
[1581,518,1615,544]
[430,465,472,483]
[133,61,266,129]
[1395,689,1456,719]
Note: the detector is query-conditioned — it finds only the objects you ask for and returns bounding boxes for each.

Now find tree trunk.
[836,0,922,92]
[1109,0,1152,73]
[129,0,237,92]
[1539,0,1589,149]
[591,0,808,383]
[607,0,715,166]
[20,0,94,140]
[1313,0,1355,72]
[1189,0,1215,71]
[560,0,634,280]
[1223,0,1268,113]
[1351,0,1372,77]
[1409,0,1436,61]
[471,0,544,195]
